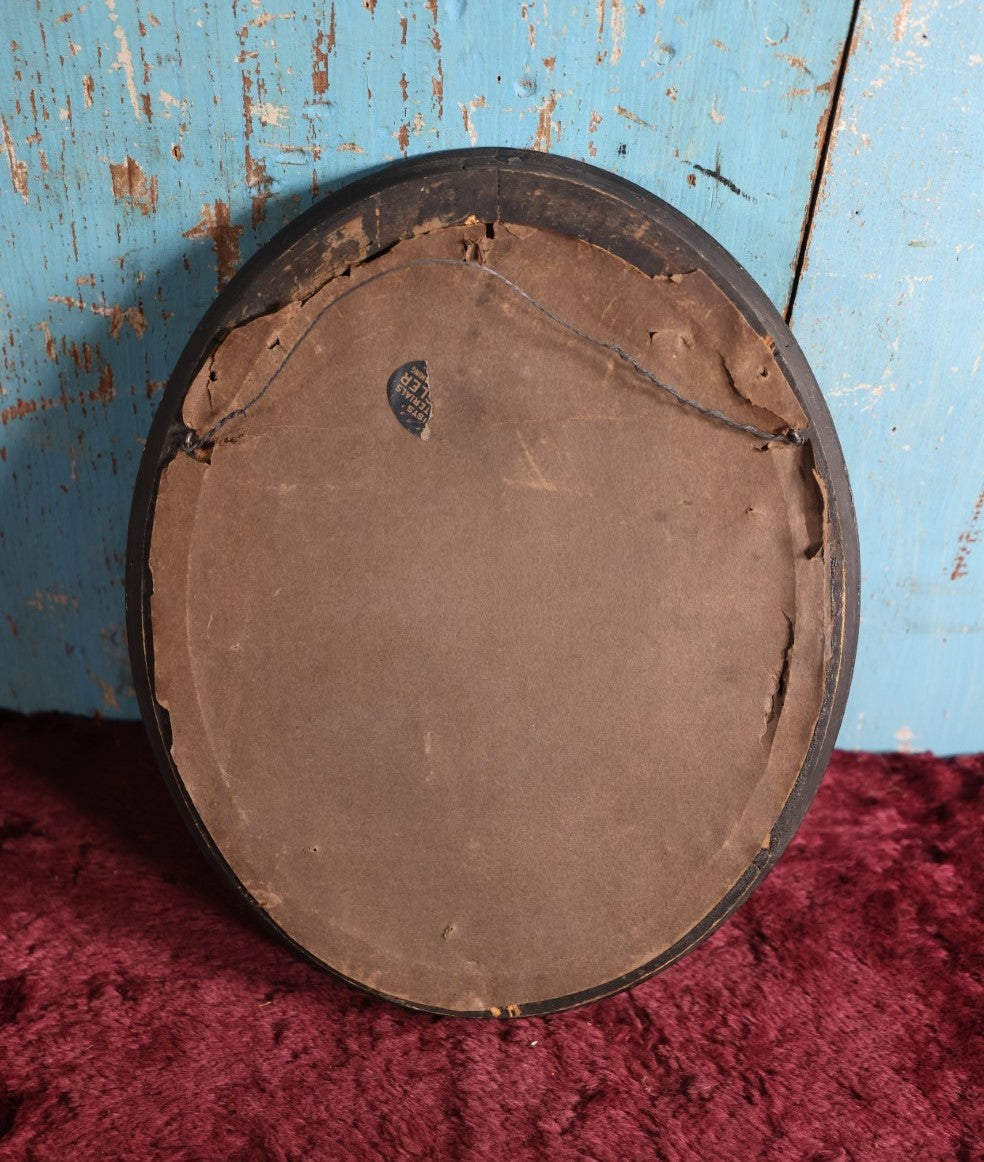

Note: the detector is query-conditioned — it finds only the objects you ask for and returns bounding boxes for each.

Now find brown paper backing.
[150,223,829,1013]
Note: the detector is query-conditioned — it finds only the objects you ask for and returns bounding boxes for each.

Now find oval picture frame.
[127,149,859,1017]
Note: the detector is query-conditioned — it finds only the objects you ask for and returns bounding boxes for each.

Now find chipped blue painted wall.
[0,1,979,752]
[792,0,983,754]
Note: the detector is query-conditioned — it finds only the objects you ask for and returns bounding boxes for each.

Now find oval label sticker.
[387,360,431,439]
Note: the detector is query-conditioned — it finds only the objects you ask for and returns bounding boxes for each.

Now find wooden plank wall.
[791,0,982,753]
[1,1,979,753]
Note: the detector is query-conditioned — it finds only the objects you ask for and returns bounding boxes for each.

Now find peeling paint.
[27,590,80,612]
[594,0,626,64]
[427,0,444,120]
[311,6,336,97]
[183,201,244,291]
[614,104,654,130]
[587,109,602,156]
[609,0,625,64]
[893,0,913,41]
[893,724,915,753]
[91,671,120,710]
[432,63,444,119]
[105,0,147,123]
[245,146,276,229]
[1,398,38,425]
[109,155,158,215]
[778,53,814,75]
[458,94,485,146]
[950,490,984,581]
[1,114,29,200]
[532,90,560,152]
[251,101,288,128]
[48,294,147,341]
[459,102,476,144]
[96,364,115,403]
[158,89,186,113]
[37,321,57,362]
[240,12,296,35]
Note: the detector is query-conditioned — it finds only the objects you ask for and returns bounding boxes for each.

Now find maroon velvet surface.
[0,715,981,1161]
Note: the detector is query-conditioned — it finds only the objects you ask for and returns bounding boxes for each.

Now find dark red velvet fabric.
[0,715,980,1160]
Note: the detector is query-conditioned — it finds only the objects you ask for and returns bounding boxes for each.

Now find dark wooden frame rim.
[126,147,860,1018]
